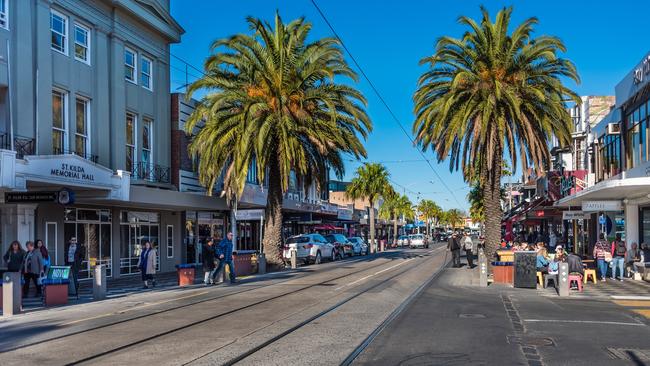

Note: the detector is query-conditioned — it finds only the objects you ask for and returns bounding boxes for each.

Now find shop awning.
[314,224,344,231]
[555,177,650,207]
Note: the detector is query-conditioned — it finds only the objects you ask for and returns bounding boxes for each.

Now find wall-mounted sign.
[50,163,95,182]
[560,176,575,197]
[562,211,586,220]
[582,200,623,212]
[5,191,57,203]
[535,211,545,217]
[235,209,264,221]
[633,55,650,85]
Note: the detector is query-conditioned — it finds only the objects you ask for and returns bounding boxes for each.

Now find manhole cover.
[607,348,650,361]
[459,313,486,319]
[506,335,555,347]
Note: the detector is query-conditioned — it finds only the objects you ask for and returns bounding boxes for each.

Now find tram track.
[0,248,441,365]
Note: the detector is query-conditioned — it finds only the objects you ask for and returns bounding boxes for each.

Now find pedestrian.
[610,233,626,281]
[447,232,461,268]
[65,237,86,295]
[202,238,217,285]
[36,239,50,274]
[462,232,474,268]
[212,232,237,284]
[23,241,44,297]
[593,233,610,282]
[137,241,157,289]
[3,240,25,272]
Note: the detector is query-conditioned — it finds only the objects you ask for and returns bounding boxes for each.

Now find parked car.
[283,234,336,265]
[397,235,410,247]
[409,234,428,249]
[324,233,351,258]
[348,237,368,255]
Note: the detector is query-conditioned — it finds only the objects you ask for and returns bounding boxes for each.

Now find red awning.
[314,224,344,231]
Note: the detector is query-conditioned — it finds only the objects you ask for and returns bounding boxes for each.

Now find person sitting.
[633,243,650,279]
[567,253,584,290]
[555,245,566,262]
[548,258,560,275]
[626,242,640,278]
[536,248,550,273]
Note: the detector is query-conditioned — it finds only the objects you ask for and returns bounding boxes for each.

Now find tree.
[417,199,441,237]
[413,6,579,263]
[185,13,372,267]
[467,183,484,224]
[346,163,391,253]
[380,191,414,245]
[445,209,465,229]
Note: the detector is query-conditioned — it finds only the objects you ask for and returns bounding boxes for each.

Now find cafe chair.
[583,269,597,284]
[568,274,583,292]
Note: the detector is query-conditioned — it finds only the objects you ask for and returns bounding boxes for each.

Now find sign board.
[5,191,57,203]
[562,211,586,220]
[235,209,264,221]
[599,215,606,225]
[582,200,623,212]
[47,266,71,280]
[514,251,537,289]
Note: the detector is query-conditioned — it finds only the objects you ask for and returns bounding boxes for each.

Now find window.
[50,10,67,54]
[52,90,67,153]
[126,113,136,172]
[141,56,152,90]
[0,0,8,29]
[124,48,136,83]
[75,97,89,158]
[166,225,173,258]
[74,23,90,64]
[142,118,153,171]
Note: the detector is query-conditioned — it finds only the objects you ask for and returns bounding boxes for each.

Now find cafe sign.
[582,200,623,212]
[562,211,586,220]
[560,176,575,197]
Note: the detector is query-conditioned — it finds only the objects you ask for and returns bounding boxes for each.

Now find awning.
[555,177,650,207]
[314,224,344,231]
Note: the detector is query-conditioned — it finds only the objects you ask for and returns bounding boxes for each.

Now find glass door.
[64,208,112,279]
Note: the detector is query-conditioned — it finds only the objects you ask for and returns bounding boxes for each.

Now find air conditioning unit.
[607,123,621,135]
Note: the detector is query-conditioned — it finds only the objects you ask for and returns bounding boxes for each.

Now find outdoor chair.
[568,274,583,292]
[583,269,597,284]
[544,273,558,289]
[536,271,543,286]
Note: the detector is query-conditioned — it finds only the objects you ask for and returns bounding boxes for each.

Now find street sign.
[562,211,586,220]
[599,215,606,225]
[5,191,58,203]
[582,200,623,212]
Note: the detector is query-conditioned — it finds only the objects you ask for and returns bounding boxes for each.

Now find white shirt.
[68,244,77,263]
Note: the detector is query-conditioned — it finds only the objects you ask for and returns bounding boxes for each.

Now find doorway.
[63,208,112,279]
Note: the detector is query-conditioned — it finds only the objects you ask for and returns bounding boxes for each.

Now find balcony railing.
[132,162,171,184]
[0,133,36,158]
[53,147,99,163]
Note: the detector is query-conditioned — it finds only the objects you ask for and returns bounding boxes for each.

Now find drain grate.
[607,348,650,361]
[506,335,555,347]
[459,313,486,319]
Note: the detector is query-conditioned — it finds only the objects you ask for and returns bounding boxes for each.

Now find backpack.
[614,241,626,257]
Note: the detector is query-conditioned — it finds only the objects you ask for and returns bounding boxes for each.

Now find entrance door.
[120,223,159,275]
[65,222,112,279]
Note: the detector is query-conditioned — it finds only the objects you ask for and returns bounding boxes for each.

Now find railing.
[119,255,160,275]
[79,258,113,280]
[53,147,99,163]
[0,133,36,158]
[132,162,171,184]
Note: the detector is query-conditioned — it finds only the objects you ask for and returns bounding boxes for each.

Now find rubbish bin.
[175,264,196,286]
[491,261,514,284]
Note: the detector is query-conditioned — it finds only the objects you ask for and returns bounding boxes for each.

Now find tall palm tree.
[185,13,372,267]
[445,209,465,229]
[467,183,484,224]
[346,163,391,253]
[417,199,441,237]
[380,192,414,245]
[413,6,579,262]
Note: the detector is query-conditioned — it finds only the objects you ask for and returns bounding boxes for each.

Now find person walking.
[202,238,217,285]
[65,237,86,295]
[611,233,626,281]
[36,239,50,274]
[23,241,44,297]
[447,232,461,268]
[137,241,157,289]
[213,232,237,284]
[3,240,25,273]
[593,233,610,282]
[462,232,474,268]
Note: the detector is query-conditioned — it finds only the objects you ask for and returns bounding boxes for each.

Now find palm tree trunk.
[393,214,398,246]
[263,157,284,268]
[369,201,376,253]
[482,158,503,270]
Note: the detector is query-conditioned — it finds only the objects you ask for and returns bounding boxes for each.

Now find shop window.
[167,225,173,258]
[77,209,100,221]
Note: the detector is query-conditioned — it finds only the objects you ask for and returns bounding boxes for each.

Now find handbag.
[604,251,613,262]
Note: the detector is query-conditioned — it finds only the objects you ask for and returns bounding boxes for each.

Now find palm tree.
[380,192,414,245]
[467,183,484,224]
[445,209,465,229]
[185,13,372,267]
[346,163,391,253]
[413,6,579,262]
[417,199,441,237]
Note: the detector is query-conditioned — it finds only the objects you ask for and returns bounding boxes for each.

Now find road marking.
[334,259,414,291]
[522,319,646,326]
[631,309,650,319]
[613,300,650,307]
[60,290,210,326]
[611,296,650,300]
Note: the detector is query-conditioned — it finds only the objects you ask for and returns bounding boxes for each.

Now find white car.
[348,237,368,255]
[409,234,427,248]
[283,234,336,265]
[397,235,409,247]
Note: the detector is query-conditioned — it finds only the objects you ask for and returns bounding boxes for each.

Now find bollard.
[257,253,267,275]
[290,249,297,269]
[479,253,488,287]
[558,262,569,297]
[93,264,107,300]
[2,272,22,316]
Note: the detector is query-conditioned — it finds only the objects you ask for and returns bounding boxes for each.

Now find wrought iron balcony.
[0,133,36,158]
[53,147,99,163]
[132,162,171,184]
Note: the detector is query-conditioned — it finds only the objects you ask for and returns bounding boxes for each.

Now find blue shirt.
[217,238,233,262]
[536,255,549,269]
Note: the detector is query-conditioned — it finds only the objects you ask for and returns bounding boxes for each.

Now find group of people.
[593,233,650,282]
[447,231,476,268]
[535,242,583,280]
[3,239,51,297]
[201,232,237,285]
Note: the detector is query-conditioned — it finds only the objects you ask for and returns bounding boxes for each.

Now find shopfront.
[184,211,226,265]
[64,207,113,278]
[235,209,263,251]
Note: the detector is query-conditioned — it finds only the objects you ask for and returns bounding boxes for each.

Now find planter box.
[176,265,196,286]
[492,262,514,284]
[42,279,70,306]
[233,252,254,277]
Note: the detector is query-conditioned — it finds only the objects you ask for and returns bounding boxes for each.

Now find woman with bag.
[36,239,50,274]
[202,238,217,285]
[593,233,611,282]
[23,241,44,297]
[3,240,25,272]
[137,241,157,289]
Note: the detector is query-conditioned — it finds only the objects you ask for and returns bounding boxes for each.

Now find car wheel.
[331,250,336,262]
[315,251,322,264]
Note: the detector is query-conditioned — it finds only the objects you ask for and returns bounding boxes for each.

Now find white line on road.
[523,319,646,326]
[610,296,650,300]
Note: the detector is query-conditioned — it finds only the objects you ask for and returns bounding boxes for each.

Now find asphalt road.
[0,244,449,365]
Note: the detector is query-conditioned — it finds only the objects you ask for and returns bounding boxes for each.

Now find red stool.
[568,274,583,292]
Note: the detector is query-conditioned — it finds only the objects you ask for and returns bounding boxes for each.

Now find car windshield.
[286,236,310,244]
[412,235,424,240]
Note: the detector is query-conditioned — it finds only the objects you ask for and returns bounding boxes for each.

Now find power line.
[308,0,464,209]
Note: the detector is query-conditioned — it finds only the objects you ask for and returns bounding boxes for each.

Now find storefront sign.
[535,211,545,217]
[235,209,264,221]
[5,191,57,203]
[50,163,95,182]
[582,200,623,212]
[337,208,353,220]
[560,176,575,196]
[633,55,650,84]
[562,211,586,220]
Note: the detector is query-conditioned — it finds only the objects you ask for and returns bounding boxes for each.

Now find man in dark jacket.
[202,238,216,285]
[65,237,86,295]
[448,233,461,268]
[212,232,236,284]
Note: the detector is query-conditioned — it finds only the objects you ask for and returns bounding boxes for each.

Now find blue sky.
[170,0,649,212]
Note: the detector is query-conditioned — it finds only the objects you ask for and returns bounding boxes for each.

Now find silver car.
[283,234,336,264]
[409,234,427,248]
[348,237,368,255]
[397,235,409,247]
